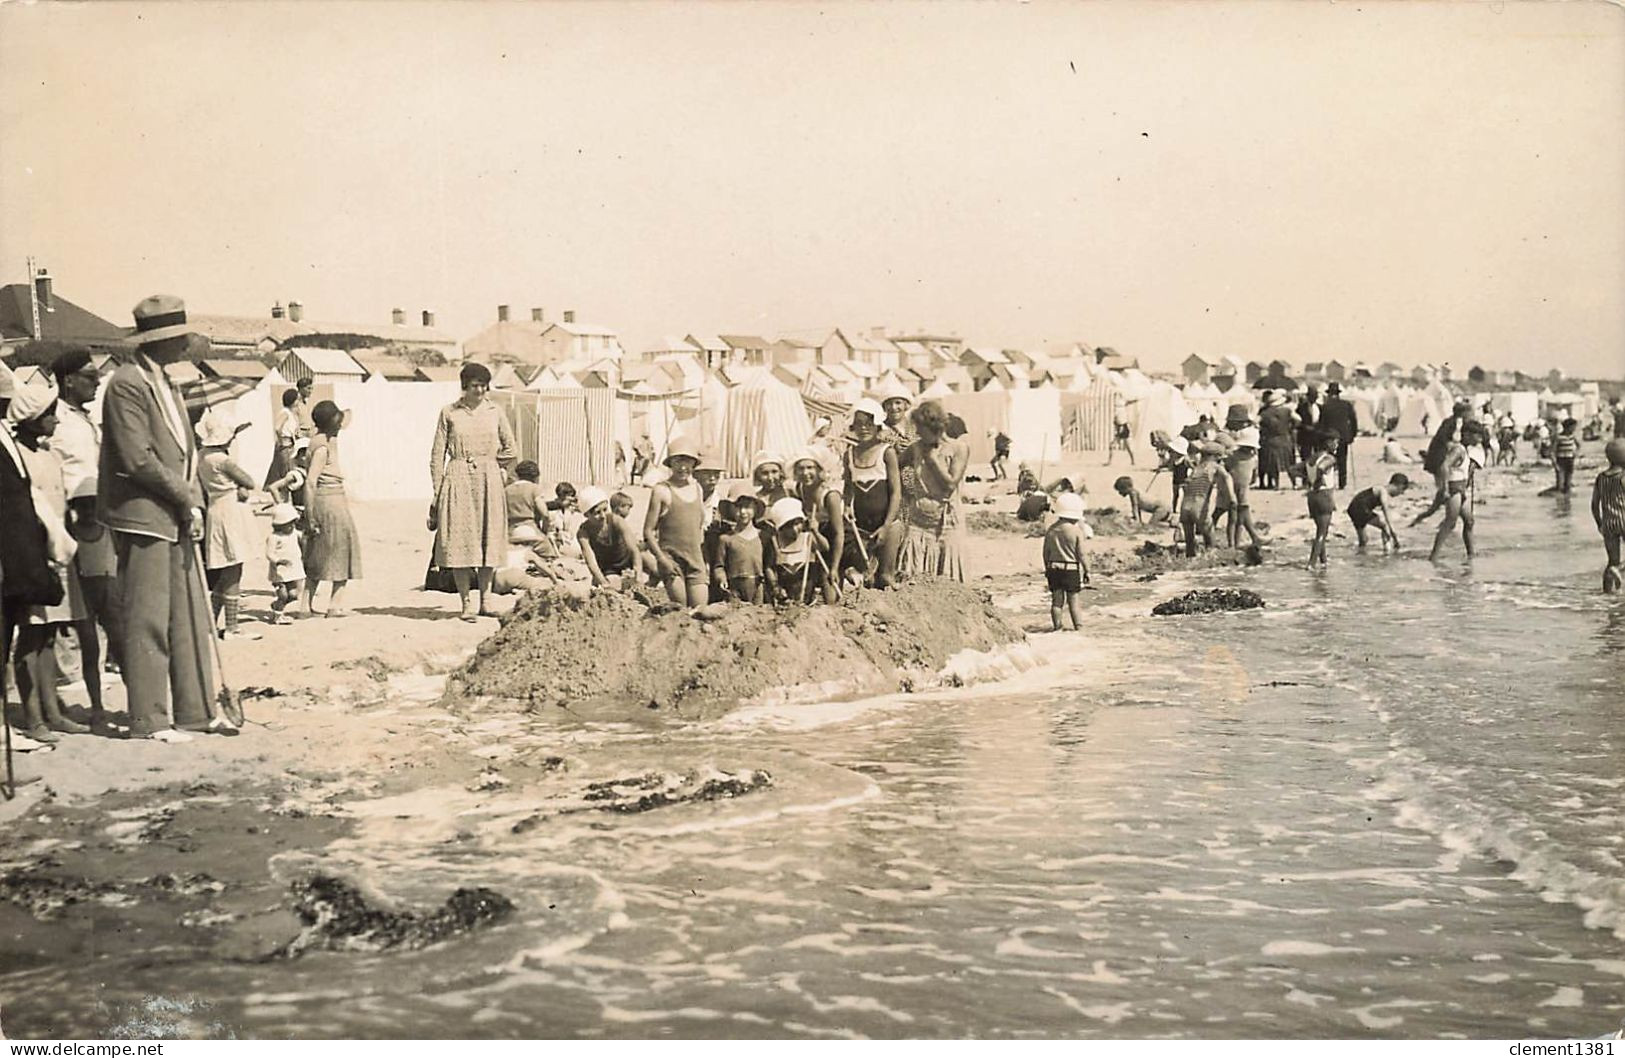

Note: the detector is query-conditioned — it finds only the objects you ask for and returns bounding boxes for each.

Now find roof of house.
[198,358,270,380]
[546,322,620,340]
[685,334,728,354]
[718,334,770,350]
[280,347,367,375]
[463,320,550,362]
[0,285,129,346]
[352,351,428,381]
[418,365,464,383]
[191,313,458,348]
[963,346,1011,366]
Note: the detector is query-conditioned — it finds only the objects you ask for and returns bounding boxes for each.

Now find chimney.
[391,307,405,325]
[288,300,303,323]
[497,304,510,323]
[530,307,544,323]
[422,309,436,328]
[33,269,53,311]
[271,301,285,320]
[563,309,576,324]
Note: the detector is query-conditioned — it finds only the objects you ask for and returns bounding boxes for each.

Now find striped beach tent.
[1061,374,1116,451]
[719,369,811,476]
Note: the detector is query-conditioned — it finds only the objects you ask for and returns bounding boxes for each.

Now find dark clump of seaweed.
[598,771,773,814]
[1151,588,1265,616]
[279,875,514,956]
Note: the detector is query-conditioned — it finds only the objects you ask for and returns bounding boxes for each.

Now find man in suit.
[98,295,235,741]
[1319,382,1359,489]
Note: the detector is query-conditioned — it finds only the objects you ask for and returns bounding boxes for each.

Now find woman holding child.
[895,400,967,583]
[430,362,517,621]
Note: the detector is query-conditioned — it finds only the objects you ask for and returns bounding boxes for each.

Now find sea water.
[4,471,1623,1038]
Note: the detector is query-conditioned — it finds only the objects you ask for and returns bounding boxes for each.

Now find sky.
[2,0,1623,378]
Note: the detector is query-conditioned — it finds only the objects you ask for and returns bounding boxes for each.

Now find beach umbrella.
[179,375,256,418]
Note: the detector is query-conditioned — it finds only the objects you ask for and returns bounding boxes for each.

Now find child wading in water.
[1591,438,1625,593]
[1114,475,1173,528]
[1043,492,1090,631]
[265,503,306,623]
[1179,442,1222,557]
[717,484,766,602]
[1305,433,1339,569]
[1347,473,1409,551]
[1429,420,1477,562]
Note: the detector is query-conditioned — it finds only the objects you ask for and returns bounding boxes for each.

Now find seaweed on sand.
[1151,588,1266,616]
[278,875,514,955]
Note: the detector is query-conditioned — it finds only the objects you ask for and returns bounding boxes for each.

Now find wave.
[1349,686,1625,942]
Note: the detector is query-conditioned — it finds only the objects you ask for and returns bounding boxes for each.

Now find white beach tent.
[1394,390,1443,437]
[1345,386,1383,435]
[1006,384,1063,466]
[1130,378,1199,445]
[333,375,463,501]
[1490,391,1540,425]
[719,368,812,476]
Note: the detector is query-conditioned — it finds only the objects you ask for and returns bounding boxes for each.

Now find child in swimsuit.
[717,486,766,603]
[1114,475,1173,528]
[1179,443,1220,557]
[1043,492,1090,631]
[1306,433,1339,569]
[1347,473,1409,551]
[844,398,901,588]
[1591,438,1625,593]
[763,496,825,605]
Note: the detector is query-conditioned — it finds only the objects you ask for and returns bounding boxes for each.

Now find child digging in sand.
[1043,492,1090,631]
[764,497,827,605]
[1592,438,1625,593]
[1347,473,1409,552]
[1114,475,1174,528]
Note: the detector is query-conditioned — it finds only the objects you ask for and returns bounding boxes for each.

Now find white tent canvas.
[719,369,812,476]
[1395,391,1443,437]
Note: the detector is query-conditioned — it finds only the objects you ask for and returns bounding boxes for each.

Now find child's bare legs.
[1430,493,1462,561]
[1199,518,1215,552]
[1354,524,1369,549]
[1460,504,1475,559]
[16,626,85,735]
[1308,513,1331,568]
[1604,533,1622,593]
[1065,590,1083,631]
[1180,511,1199,558]
[1050,589,1066,631]
[70,619,104,717]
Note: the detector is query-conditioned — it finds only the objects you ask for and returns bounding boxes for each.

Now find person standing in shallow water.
[1429,419,1477,563]
[430,362,517,621]
[1590,438,1625,593]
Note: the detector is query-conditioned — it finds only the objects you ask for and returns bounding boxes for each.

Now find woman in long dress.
[302,400,363,617]
[895,400,968,583]
[430,363,517,621]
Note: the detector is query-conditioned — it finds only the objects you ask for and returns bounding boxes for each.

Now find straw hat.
[728,480,763,504]
[131,293,198,346]
[578,485,610,514]
[851,397,886,426]
[663,438,700,467]
[196,406,249,447]
[1053,492,1086,520]
[767,496,806,529]
[269,503,300,527]
[751,450,784,477]
[1165,434,1190,456]
[696,447,726,473]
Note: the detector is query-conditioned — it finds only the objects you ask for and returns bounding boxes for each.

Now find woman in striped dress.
[1592,438,1625,593]
[430,363,517,621]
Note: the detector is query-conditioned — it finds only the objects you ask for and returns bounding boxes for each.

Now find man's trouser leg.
[116,533,213,734]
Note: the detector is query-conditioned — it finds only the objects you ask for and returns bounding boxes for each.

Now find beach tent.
[1061,373,1115,452]
[1130,379,1198,445]
[1489,391,1540,425]
[719,369,811,475]
[1424,379,1455,408]
[493,385,616,489]
[1394,390,1443,436]
[1005,384,1063,466]
[330,375,463,501]
[1344,387,1383,435]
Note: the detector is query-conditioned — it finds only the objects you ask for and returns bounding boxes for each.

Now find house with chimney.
[0,270,128,353]
[188,301,457,362]
[534,316,625,365]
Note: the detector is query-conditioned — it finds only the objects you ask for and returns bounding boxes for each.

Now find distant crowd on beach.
[5,293,1623,752]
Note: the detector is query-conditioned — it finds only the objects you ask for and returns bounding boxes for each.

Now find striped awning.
[179,375,256,416]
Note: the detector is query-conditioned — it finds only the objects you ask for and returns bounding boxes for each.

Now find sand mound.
[449,581,1023,721]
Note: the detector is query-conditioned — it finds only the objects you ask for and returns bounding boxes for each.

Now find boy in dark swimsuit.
[1347,473,1409,551]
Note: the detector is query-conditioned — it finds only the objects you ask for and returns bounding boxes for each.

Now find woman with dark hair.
[430,362,517,621]
[301,400,363,617]
[896,400,968,582]
[264,387,302,487]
